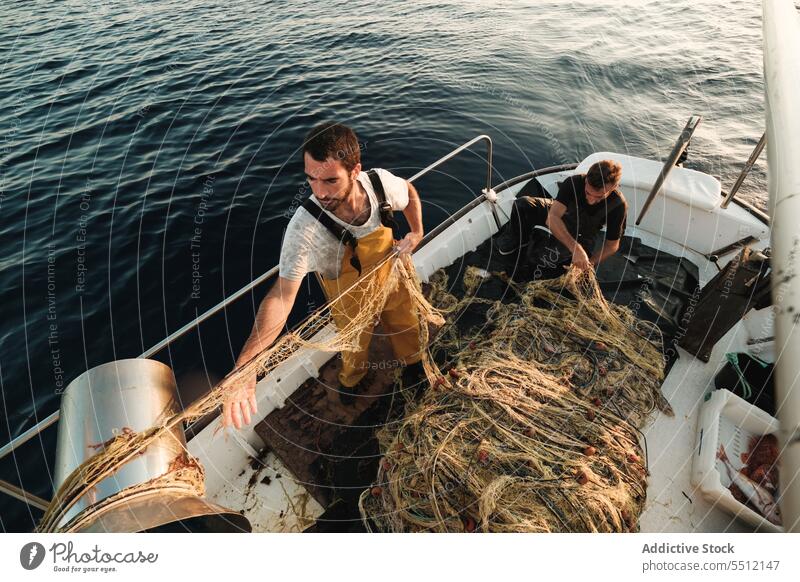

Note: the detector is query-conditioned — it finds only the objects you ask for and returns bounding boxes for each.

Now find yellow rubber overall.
[320,226,423,388]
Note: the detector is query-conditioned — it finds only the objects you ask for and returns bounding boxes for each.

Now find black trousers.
[503,196,602,280]
[505,196,552,243]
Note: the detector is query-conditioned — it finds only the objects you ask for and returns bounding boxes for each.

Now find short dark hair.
[302,122,361,172]
[586,160,622,190]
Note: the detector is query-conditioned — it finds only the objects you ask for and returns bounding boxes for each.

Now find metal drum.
[53,358,250,532]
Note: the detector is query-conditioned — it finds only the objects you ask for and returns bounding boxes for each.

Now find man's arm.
[591,201,626,267]
[395,180,423,255]
[590,239,620,267]
[545,200,591,270]
[224,275,302,429]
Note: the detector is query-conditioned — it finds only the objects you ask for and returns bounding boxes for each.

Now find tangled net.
[37,253,444,532]
[358,265,672,532]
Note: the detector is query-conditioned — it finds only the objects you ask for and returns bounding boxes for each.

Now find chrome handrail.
[0,134,497,511]
[140,265,280,359]
[0,478,49,511]
[0,411,60,462]
[408,134,500,229]
[408,134,493,189]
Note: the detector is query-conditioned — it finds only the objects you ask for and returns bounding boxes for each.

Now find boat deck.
[243,223,770,532]
[185,158,773,533]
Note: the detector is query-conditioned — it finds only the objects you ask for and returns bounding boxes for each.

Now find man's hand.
[590,239,620,269]
[571,245,592,271]
[222,373,258,430]
[221,275,301,431]
[394,231,422,256]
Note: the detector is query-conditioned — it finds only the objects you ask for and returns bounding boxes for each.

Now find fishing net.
[358,265,672,532]
[37,253,444,532]
[39,247,671,533]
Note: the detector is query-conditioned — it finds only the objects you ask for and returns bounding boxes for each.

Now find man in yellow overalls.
[223,122,425,429]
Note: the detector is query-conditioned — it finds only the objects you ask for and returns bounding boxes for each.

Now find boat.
[2,0,798,534]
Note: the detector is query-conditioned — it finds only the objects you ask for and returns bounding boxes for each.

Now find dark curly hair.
[302,122,361,172]
[586,160,622,190]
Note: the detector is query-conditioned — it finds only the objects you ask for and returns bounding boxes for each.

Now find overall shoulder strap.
[366,169,399,235]
[301,199,362,275]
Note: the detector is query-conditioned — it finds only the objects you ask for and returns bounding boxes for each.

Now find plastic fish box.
[691,388,782,532]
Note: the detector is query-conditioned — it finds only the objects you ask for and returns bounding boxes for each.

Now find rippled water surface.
[0,0,769,530]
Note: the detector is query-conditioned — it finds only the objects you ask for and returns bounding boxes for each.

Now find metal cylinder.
[54,358,249,532]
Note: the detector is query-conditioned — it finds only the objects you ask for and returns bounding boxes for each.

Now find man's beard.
[320,176,355,212]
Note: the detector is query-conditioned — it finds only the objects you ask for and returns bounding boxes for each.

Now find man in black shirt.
[496,160,627,272]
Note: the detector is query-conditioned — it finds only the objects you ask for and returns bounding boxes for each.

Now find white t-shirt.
[279,168,409,281]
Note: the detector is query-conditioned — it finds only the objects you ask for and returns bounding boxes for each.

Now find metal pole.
[407,135,492,184]
[636,115,702,225]
[0,478,49,511]
[0,410,59,461]
[139,266,279,359]
[721,132,766,209]
[407,134,499,230]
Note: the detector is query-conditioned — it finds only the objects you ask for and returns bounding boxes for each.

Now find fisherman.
[223,122,425,429]
[495,160,627,274]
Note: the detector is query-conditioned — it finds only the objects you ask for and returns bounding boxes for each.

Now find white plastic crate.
[691,389,782,532]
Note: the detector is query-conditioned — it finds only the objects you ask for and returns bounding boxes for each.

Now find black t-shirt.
[554,174,627,248]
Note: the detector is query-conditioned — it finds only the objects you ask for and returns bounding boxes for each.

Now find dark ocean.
[0,0,768,531]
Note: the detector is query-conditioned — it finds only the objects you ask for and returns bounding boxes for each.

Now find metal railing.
[408,134,500,229]
[0,134,497,511]
[409,134,493,188]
